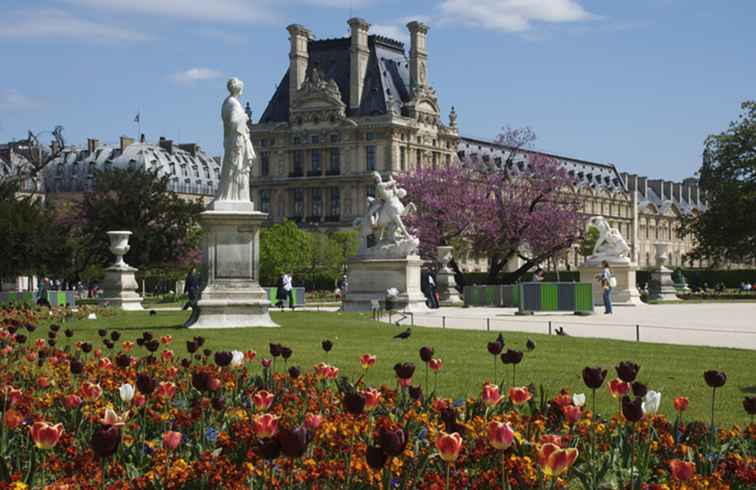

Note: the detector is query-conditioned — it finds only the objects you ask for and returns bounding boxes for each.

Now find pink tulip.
[99,408,129,427]
[436,431,463,462]
[261,358,272,368]
[487,421,514,450]
[30,421,64,450]
[252,390,274,411]
[98,357,112,370]
[563,405,582,424]
[363,388,382,412]
[253,413,279,439]
[482,383,503,407]
[161,350,174,362]
[304,413,322,431]
[157,382,177,399]
[360,354,376,369]
[80,382,103,401]
[508,387,533,406]
[207,377,221,391]
[163,431,182,450]
[62,394,83,410]
[429,358,443,373]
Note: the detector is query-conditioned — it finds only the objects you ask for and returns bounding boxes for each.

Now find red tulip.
[261,358,272,368]
[98,357,113,370]
[253,413,279,439]
[157,382,177,399]
[62,394,82,410]
[207,377,221,391]
[669,459,695,481]
[163,431,182,450]
[253,390,274,411]
[160,335,173,345]
[30,421,64,450]
[363,388,382,412]
[304,413,322,431]
[360,353,377,369]
[435,431,463,462]
[80,382,103,401]
[161,350,174,362]
[4,387,23,406]
[36,376,51,389]
[608,378,631,398]
[540,434,562,447]
[487,421,514,450]
[553,392,572,407]
[132,392,146,408]
[481,383,503,407]
[537,443,578,477]
[3,409,23,430]
[674,396,689,412]
[429,358,443,372]
[563,405,582,424]
[508,386,533,406]
[245,350,257,362]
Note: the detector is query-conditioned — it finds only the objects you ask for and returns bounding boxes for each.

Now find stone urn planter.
[107,231,133,269]
[435,245,461,305]
[649,242,678,301]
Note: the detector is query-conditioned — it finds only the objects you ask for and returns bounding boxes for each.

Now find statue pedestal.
[99,265,144,311]
[437,270,461,306]
[578,259,644,307]
[192,206,278,329]
[649,266,679,302]
[343,255,428,312]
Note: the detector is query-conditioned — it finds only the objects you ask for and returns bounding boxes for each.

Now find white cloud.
[438,0,595,32]
[64,0,278,24]
[0,90,39,109]
[0,9,148,42]
[172,68,224,83]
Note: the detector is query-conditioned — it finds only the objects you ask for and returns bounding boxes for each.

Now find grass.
[38,310,754,425]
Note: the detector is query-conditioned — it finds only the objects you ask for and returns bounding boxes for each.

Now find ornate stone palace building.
[249,17,708,272]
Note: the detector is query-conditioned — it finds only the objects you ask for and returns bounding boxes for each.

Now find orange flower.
[669,459,695,481]
[30,421,64,450]
[562,405,582,424]
[245,350,257,362]
[3,409,23,430]
[608,378,631,398]
[673,396,689,412]
[36,377,51,389]
[363,388,382,412]
[163,431,182,450]
[508,387,532,406]
[253,413,279,439]
[80,382,103,401]
[99,408,129,427]
[481,383,503,407]
[157,381,177,399]
[554,392,572,407]
[537,443,578,477]
[487,421,514,450]
[252,390,274,411]
[432,398,451,412]
[429,358,443,372]
[360,354,376,369]
[160,335,173,345]
[121,341,135,352]
[435,431,463,462]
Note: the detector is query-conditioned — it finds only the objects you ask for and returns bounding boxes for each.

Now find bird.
[393,328,411,340]
[526,338,536,351]
[149,310,157,316]
[496,333,505,345]
[555,327,569,337]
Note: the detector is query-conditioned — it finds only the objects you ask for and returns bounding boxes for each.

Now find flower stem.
[710,387,716,431]
[445,462,450,490]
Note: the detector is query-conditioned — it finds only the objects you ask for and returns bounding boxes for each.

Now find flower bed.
[0,314,754,489]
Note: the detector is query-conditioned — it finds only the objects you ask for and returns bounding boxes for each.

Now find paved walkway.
[400,303,756,350]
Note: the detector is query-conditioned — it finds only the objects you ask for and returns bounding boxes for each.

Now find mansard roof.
[457,137,627,194]
[259,35,411,123]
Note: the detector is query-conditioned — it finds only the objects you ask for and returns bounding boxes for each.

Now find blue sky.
[1,0,753,180]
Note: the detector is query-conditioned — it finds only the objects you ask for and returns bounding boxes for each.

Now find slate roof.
[259,35,411,123]
[457,137,627,193]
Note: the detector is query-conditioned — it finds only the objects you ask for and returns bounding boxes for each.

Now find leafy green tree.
[579,226,600,257]
[78,168,204,277]
[681,101,756,264]
[259,220,313,286]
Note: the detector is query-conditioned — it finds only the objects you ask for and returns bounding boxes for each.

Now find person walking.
[597,260,613,314]
[182,266,202,327]
[427,273,439,309]
[283,272,295,310]
[37,278,51,308]
[275,273,287,311]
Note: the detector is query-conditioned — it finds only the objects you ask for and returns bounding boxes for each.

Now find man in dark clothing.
[182,266,202,327]
[37,278,52,308]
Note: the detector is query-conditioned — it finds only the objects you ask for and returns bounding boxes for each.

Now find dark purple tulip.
[115,353,131,369]
[280,346,292,360]
[616,361,640,383]
[622,396,644,422]
[47,339,56,348]
[378,427,407,457]
[582,367,608,389]
[743,396,756,415]
[343,392,366,415]
[91,426,121,458]
[269,343,282,358]
[49,324,60,332]
[288,366,301,379]
[366,445,387,469]
[203,349,212,357]
[144,355,156,365]
[97,329,107,338]
[186,341,198,354]
[7,326,16,335]
[142,332,153,341]
[15,334,27,344]
[70,359,84,375]
[419,346,434,363]
[211,396,226,411]
[258,438,281,460]
[193,336,205,346]
[409,385,423,401]
[38,357,46,367]
[393,362,415,380]
[145,340,159,353]
[632,382,648,398]
[81,342,92,353]
[321,339,333,352]
[487,341,503,355]
[103,340,114,350]
[136,338,145,347]
[214,351,233,367]
[181,358,192,368]
[277,426,309,458]
[136,373,156,395]
[526,338,536,352]
[48,331,56,340]
[110,331,121,342]
[64,329,74,338]
[192,372,210,392]
[25,324,36,332]
[704,370,727,388]
[500,349,523,365]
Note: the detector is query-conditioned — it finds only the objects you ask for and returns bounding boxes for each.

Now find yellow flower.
[10,483,29,490]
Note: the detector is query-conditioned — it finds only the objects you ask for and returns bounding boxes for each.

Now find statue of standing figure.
[353,172,418,258]
[215,77,256,203]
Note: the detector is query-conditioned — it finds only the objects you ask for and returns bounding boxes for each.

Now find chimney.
[287,24,312,107]
[179,143,198,156]
[140,133,145,143]
[159,137,173,153]
[407,20,430,90]
[348,18,370,110]
[120,136,134,153]
[87,138,99,154]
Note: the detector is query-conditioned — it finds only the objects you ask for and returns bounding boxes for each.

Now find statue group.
[585,216,631,264]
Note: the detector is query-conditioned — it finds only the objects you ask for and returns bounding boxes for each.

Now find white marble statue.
[216,77,256,203]
[586,216,631,262]
[353,172,418,258]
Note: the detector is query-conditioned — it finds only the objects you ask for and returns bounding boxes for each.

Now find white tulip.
[642,390,661,415]
[119,383,135,402]
[572,393,586,407]
[231,350,244,368]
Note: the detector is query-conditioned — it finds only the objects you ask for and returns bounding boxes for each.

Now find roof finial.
[449,106,457,129]
[245,101,253,122]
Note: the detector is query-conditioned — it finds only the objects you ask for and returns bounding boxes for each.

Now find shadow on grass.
[740,386,756,394]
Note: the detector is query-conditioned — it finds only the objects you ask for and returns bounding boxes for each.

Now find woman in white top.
[598,260,613,314]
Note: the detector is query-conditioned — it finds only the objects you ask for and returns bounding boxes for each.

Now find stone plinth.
[191,207,277,328]
[436,246,461,306]
[649,267,679,301]
[99,265,144,311]
[343,255,428,312]
[579,259,644,307]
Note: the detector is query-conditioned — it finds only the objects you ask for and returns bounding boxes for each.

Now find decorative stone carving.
[449,106,457,129]
[289,68,346,123]
[352,172,419,259]
[584,216,631,265]
[98,231,143,311]
[436,245,461,305]
[649,242,679,301]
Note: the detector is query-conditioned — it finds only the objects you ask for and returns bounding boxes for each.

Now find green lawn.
[39,310,754,425]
